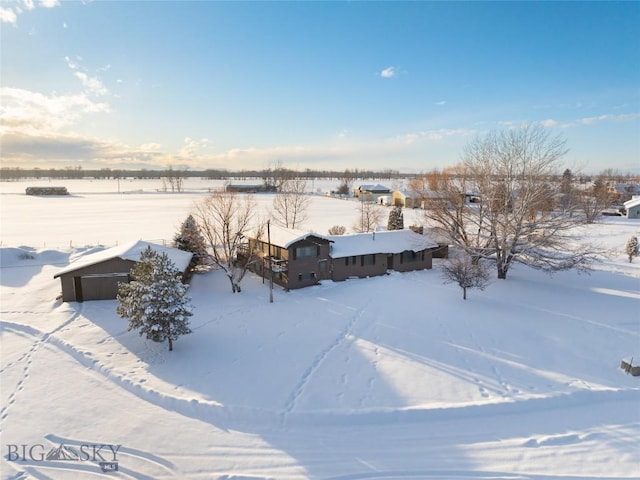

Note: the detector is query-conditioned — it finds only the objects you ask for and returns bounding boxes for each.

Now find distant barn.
[54,240,193,302]
[225,184,276,193]
[26,186,69,195]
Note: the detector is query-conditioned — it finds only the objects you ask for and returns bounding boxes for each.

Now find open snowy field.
[1,180,639,479]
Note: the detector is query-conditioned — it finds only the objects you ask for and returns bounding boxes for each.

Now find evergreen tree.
[626,235,639,263]
[173,214,208,270]
[387,206,404,230]
[117,247,193,351]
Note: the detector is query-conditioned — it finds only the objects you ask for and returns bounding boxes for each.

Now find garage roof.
[54,240,193,278]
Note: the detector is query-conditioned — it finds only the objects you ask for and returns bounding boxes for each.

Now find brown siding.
[57,258,137,302]
[431,245,449,259]
[393,249,432,272]
[285,237,331,289]
[331,253,387,281]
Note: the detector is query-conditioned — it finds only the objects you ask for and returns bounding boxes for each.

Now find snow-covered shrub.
[626,235,639,263]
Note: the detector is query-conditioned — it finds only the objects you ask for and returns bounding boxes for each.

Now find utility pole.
[267,220,273,303]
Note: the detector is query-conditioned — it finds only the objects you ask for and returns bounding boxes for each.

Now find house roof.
[54,240,193,278]
[614,184,640,195]
[358,184,390,192]
[394,189,415,198]
[328,229,438,258]
[259,223,330,249]
[623,197,640,209]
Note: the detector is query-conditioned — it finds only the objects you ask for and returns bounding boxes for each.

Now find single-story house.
[246,224,333,290]
[329,230,438,281]
[354,184,391,200]
[245,226,439,289]
[624,197,640,219]
[54,240,193,302]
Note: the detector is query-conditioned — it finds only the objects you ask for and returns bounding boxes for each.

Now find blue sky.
[1,1,639,173]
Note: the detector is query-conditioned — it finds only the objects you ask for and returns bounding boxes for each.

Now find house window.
[401,250,418,263]
[319,260,328,273]
[298,272,315,281]
[362,254,375,266]
[345,256,357,266]
[295,246,317,258]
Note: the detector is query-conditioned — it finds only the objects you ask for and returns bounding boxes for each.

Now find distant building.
[609,183,640,203]
[392,190,418,208]
[26,186,69,195]
[54,241,193,302]
[624,197,640,219]
[354,184,391,201]
[225,184,275,193]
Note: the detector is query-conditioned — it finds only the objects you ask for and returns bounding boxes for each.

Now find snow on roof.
[259,223,330,249]
[328,229,438,258]
[358,184,390,191]
[623,197,640,209]
[54,240,193,277]
[394,189,415,198]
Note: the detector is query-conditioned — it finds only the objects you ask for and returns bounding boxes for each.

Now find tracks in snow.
[0,308,84,428]
[283,297,372,419]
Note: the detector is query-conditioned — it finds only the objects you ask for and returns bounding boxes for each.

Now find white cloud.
[0,87,110,135]
[435,101,446,106]
[380,67,397,78]
[0,7,18,23]
[74,71,108,96]
[397,128,477,144]
[65,56,79,70]
[65,56,110,96]
[0,0,59,23]
[540,119,559,128]
[528,113,640,129]
[578,113,639,125]
[39,0,60,8]
[177,137,211,160]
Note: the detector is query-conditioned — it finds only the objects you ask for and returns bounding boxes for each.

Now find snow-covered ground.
[1,180,639,479]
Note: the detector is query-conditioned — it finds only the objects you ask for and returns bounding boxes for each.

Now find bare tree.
[576,175,616,223]
[336,169,356,197]
[271,178,310,229]
[162,165,188,192]
[423,124,601,279]
[262,160,292,192]
[353,199,383,233]
[441,254,491,300]
[192,191,258,293]
[328,225,347,235]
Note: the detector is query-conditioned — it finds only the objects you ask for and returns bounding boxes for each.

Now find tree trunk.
[498,262,509,280]
[463,287,467,300]
[168,337,173,351]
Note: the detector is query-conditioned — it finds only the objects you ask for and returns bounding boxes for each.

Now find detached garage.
[54,240,193,302]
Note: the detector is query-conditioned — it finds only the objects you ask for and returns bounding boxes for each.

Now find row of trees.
[0,165,404,182]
